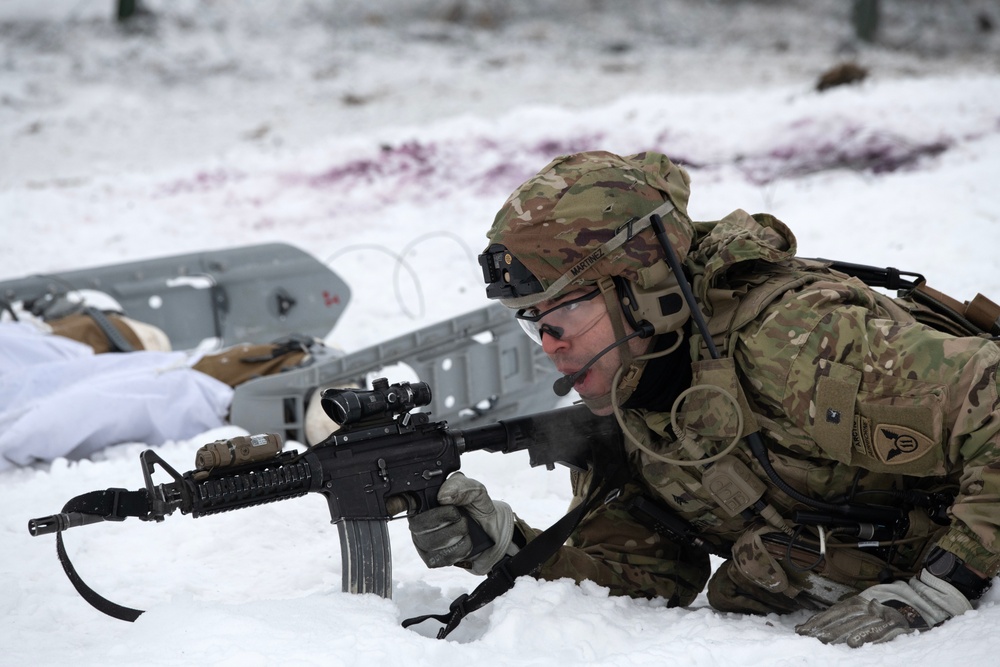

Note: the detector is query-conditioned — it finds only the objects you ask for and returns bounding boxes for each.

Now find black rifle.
[28,378,621,621]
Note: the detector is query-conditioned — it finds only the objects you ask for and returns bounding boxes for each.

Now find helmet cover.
[484,151,694,309]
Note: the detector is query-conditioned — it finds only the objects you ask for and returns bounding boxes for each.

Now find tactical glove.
[795,569,972,647]
[408,473,517,575]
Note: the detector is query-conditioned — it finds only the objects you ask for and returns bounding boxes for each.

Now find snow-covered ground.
[2,2,1000,665]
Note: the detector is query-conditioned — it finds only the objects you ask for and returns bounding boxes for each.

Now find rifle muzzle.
[28,512,105,536]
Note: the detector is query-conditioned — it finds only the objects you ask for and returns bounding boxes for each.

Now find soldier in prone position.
[407,150,1000,647]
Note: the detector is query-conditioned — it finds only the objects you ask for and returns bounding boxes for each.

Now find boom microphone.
[552,323,654,396]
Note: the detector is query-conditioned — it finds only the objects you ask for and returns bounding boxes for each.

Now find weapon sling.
[50,489,152,621]
[401,447,629,639]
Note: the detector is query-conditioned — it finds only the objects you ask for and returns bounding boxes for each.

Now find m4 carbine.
[28,378,621,621]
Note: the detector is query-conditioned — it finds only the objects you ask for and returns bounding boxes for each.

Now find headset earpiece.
[614,262,691,338]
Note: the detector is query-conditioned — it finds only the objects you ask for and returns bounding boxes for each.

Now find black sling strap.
[402,452,630,639]
[47,489,152,621]
[57,531,144,622]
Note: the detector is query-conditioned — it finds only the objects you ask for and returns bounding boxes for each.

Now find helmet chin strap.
[588,275,688,410]
[612,349,653,408]
[597,277,648,407]
[598,278,631,363]
[553,278,651,409]
[580,392,614,413]
[552,324,653,398]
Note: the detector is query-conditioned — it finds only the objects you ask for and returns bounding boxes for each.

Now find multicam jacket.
[514,209,1000,610]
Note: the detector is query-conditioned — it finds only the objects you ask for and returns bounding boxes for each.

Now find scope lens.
[323,390,360,425]
[321,380,433,426]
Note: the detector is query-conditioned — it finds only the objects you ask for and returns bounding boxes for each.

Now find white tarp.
[0,322,233,470]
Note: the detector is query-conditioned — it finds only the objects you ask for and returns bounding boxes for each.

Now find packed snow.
[2,2,999,666]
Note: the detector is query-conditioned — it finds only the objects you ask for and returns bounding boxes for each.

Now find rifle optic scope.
[321,378,432,426]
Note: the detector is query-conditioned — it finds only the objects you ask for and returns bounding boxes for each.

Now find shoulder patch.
[852,416,933,465]
[873,423,933,465]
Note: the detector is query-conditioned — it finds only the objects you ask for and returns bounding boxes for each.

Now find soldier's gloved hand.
[408,473,517,575]
[795,570,972,647]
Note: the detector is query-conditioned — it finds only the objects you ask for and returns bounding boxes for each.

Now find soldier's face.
[536,290,649,415]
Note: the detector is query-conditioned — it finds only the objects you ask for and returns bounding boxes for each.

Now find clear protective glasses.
[514,288,605,345]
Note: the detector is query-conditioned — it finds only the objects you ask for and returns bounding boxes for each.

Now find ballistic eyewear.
[514,288,605,345]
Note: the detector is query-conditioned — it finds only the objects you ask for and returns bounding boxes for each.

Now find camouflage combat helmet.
[479,151,694,310]
[478,150,697,410]
[479,150,695,335]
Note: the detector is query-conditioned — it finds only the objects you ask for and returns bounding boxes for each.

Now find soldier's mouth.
[560,368,590,395]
